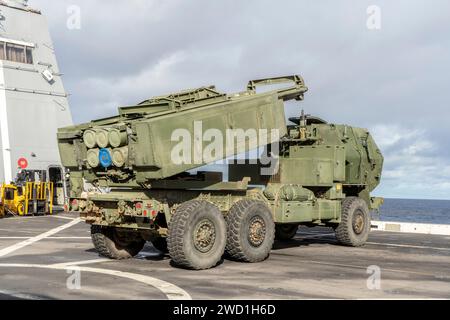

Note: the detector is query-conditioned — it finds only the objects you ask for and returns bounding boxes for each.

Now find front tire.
[226,200,275,263]
[168,200,226,270]
[335,197,371,247]
[17,202,25,216]
[91,225,145,259]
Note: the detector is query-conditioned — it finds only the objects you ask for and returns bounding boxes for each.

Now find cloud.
[28,0,450,199]
[371,125,450,199]
[77,51,188,118]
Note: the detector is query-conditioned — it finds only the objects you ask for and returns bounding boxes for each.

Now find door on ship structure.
[47,166,68,207]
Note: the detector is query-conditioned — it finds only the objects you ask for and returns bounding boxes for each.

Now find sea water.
[376,198,450,225]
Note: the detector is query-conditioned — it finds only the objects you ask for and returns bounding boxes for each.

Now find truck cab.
[0,184,26,216]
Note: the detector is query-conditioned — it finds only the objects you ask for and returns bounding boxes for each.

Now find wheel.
[167,200,226,270]
[225,199,275,263]
[335,197,371,247]
[91,225,145,259]
[275,224,299,241]
[151,237,168,253]
[17,202,25,216]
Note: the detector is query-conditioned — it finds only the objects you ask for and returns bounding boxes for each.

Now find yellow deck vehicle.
[0,182,53,217]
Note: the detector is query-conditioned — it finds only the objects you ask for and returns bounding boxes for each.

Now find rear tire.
[168,200,226,270]
[335,197,371,247]
[91,225,145,259]
[226,200,275,262]
[17,202,25,216]
[275,224,299,241]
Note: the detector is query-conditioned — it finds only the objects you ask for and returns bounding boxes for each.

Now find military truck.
[57,75,383,270]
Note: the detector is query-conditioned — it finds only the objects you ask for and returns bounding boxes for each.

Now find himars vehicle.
[57,75,384,270]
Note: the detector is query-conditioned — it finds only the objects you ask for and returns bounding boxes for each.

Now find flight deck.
[0,213,448,300]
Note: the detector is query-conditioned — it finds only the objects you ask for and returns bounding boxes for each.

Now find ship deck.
[0,213,449,300]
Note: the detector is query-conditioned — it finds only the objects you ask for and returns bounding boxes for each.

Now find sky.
[30,0,450,200]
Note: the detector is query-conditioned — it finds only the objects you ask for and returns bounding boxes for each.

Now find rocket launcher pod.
[57,75,308,185]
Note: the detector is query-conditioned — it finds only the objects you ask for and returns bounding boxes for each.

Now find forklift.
[0,170,54,218]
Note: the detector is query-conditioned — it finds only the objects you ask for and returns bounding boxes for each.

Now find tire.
[275,224,299,241]
[335,197,371,247]
[226,199,275,262]
[91,225,145,259]
[152,237,168,253]
[17,202,25,216]
[167,200,226,270]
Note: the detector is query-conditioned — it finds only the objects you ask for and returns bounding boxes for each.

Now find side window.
[26,47,33,64]
[6,43,26,63]
[0,41,33,64]
[5,189,15,200]
[0,42,4,60]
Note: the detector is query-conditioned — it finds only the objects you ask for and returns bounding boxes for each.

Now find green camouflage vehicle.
[57,75,383,270]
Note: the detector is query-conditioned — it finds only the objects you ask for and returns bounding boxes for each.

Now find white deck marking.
[0,290,44,300]
[0,236,90,240]
[296,233,450,251]
[302,259,450,279]
[0,218,81,258]
[50,258,110,268]
[0,228,37,233]
[3,216,58,220]
[47,215,77,221]
[1,215,76,221]
[0,237,30,239]
[0,263,192,300]
[366,241,450,252]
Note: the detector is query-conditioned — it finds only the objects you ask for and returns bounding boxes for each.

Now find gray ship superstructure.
[0,0,73,186]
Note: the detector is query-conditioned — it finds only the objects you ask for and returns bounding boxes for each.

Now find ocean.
[375,198,450,225]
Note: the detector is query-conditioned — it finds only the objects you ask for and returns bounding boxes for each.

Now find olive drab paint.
[57,75,384,269]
